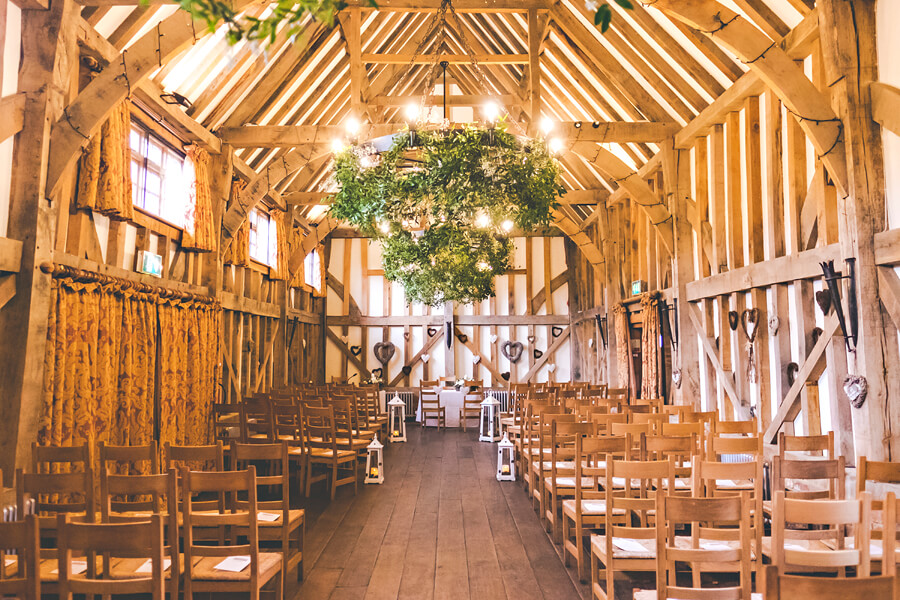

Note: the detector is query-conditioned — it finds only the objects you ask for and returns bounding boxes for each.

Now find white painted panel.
[878,0,900,228]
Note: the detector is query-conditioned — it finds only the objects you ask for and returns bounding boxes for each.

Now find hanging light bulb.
[501,219,514,233]
[475,212,491,228]
[331,139,345,154]
[345,116,361,136]
[540,117,554,135]
[549,138,563,155]
[405,103,419,122]
[477,261,491,272]
[483,102,500,124]
[378,221,390,235]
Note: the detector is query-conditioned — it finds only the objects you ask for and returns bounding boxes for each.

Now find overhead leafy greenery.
[591,0,635,33]
[330,124,563,306]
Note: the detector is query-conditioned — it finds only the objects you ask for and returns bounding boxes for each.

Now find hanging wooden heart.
[811,327,823,345]
[815,290,832,315]
[457,333,469,344]
[374,342,395,364]
[547,363,556,373]
[527,335,536,343]
[341,335,349,344]
[552,326,563,338]
[427,327,437,337]
[401,365,412,376]
[768,317,780,337]
[740,308,760,342]
[728,311,739,331]
[472,355,481,364]
[501,371,511,381]
[843,375,868,409]
[501,341,524,363]
[421,353,430,363]
[672,368,682,388]
[350,346,362,357]
[489,334,498,344]
[533,348,544,360]
[786,362,799,386]
[371,367,383,379]
[403,331,411,341]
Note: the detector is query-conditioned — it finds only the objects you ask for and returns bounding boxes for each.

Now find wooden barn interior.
[2,0,900,598]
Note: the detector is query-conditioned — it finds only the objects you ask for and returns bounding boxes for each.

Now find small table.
[380,387,471,428]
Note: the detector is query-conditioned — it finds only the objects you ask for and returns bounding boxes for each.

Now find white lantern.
[496,433,515,481]
[388,395,407,442]
[479,393,501,442]
[365,435,384,484]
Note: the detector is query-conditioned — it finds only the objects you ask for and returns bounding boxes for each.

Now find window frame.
[130,116,188,231]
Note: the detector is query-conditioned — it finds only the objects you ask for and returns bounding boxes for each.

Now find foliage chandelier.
[329,1,563,306]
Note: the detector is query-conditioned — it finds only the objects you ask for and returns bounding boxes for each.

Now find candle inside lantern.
[393,430,400,437]
[501,465,510,474]
[370,467,379,477]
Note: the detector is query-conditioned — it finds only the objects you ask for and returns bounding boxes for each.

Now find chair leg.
[330,463,337,500]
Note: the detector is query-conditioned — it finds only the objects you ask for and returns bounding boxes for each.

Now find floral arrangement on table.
[330,125,562,306]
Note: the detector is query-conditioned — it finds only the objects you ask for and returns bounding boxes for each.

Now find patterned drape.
[39,275,220,458]
[613,303,630,390]
[181,146,217,252]
[224,180,250,266]
[39,278,156,451]
[640,292,662,399]
[157,297,220,449]
[76,101,134,221]
[268,210,290,281]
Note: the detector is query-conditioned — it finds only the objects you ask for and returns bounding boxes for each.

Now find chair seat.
[673,536,757,560]
[591,535,656,560]
[537,461,576,471]
[40,556,104,582]
[309,447,356,459]
[257,508,305,530]
[110,555,186,579]
[633,590,763,600]
[562,499,626,517]
[658,478,691,490]
[189,553,282,581]
[760,536,850,562]
[545,476,599,489]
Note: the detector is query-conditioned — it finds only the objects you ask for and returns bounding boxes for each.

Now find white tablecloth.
[380,388,470,428]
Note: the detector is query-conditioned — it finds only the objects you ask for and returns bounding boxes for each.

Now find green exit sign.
[631,280,646,296]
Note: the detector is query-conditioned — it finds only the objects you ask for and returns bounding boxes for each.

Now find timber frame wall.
[2,0,900,482]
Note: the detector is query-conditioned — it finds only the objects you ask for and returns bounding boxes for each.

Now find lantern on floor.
[388,394,407,442]
[365,435,384,484]
[496,433,515,481]
[479,393,501,442]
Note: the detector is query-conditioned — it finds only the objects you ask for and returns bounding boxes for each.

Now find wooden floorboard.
[291,428,587,600]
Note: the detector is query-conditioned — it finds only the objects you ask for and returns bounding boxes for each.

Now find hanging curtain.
[38,277,156,455]
[181,146,217,252]
[613,302,630,390]
[640,292,662,399]
[158,296,221,449]
[76,101,134,221]
[224,180,250,266]
[268,210,291,281]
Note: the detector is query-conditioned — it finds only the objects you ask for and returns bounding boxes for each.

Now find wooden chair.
[640,433,697,496]
[528,413,577,504]
[766,455,846,517]
[231,443,305,592]
[181,467,283,600]
[858,458,900,572]
[304,405,358,499]
[707,434,764,462]
[0,514,40,600]
[459,388,482,432]
[632,397,663,413]
[762,564,898,600]
[542,421,595,542]
[420,382,446,430]
[331,397,372,457]
[57,513,166,600]
[163,441,225,474]
[714,417,758,435]
[633,492,753,600]
[99,468,180,598]
[562,435,630,582]
[777,431,834,459]
[212,403,242,443]
[767,490,872,576]
[606,387,628,402]
[883,492,900,576]
[241,397,275,443]
[99,441,159,477]
[693,459,765,578]
[590,457,675,600]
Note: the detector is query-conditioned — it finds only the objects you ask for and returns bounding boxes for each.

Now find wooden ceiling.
[79,0,811,228]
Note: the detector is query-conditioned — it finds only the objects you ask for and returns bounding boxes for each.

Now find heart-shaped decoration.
[371,367,383,379]
[672,368,682,388]
[527,335,536,343]
[786,362,799,386]
[728,311,739,331]
[427,327,437,337]
[533,349,543,360]
[457,333,469,344]
[843,375,868,409]
[547,363,556,373]
[811,327,823,345]
[552,326,563,338]
[815,290,832,315]
[768,316,780,336]
[489,334,498,344]
[501,371,510,381]
[501,341,524,363]
[401,365,412,376]
[472,355,481,364]
[740,308,761,342]
[341,335,349,344]
[350,345,362,357]
[404,331,411,341]
[374,342,395,365]
[421,353,430,363]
